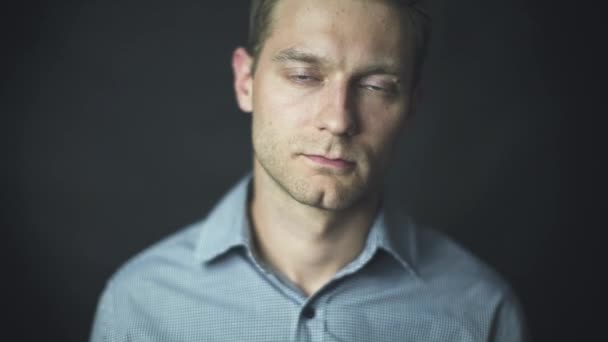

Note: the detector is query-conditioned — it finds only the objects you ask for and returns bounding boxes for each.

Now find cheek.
[360,102,407,139]
[253,73,321,128]
[358,109,407,164]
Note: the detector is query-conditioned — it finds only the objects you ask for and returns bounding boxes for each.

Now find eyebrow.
[271,48,331,66]
[356,64,402,78]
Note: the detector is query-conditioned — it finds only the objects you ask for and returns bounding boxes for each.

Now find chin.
[289,178,368,211]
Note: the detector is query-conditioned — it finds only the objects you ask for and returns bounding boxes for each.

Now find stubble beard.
[252,132,373,211]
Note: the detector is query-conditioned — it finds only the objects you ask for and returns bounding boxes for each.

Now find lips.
[303,154,355,170]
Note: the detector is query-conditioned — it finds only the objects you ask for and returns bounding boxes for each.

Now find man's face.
[235,0,416,210]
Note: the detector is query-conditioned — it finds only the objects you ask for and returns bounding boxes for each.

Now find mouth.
[302,154,356,170]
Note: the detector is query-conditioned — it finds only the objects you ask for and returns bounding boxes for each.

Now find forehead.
[265,0,412,70]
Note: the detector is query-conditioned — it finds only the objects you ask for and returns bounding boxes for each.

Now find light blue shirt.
[90,175,526,341]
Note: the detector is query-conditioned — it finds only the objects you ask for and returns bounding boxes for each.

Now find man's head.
[232,0,431,211]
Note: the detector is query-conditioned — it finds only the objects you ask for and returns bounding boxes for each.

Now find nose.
[314,81,358,136]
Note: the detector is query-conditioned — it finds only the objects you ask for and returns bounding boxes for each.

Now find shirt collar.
[369,206,420,276]
[194,175,253,264]
[194,174,419,276]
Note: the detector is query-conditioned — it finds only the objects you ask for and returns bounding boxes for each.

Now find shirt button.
[302,307,316,319]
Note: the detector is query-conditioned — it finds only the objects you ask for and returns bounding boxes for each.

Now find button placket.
[306,295,332,342]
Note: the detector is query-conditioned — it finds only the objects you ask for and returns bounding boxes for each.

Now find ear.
[232,47,254,113]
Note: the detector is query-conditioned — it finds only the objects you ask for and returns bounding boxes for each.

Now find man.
[91,0,527,341]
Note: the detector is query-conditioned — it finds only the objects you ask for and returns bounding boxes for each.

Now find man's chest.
[117,261,494,342]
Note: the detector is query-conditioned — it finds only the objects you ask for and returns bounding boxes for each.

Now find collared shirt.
[90,175,526,342]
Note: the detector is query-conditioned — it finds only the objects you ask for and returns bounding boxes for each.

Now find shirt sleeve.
[491,289,529,342]
[89,282,116,342]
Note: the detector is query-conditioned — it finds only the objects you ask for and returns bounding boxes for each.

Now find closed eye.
[291,75,318,82]
[360,83,397,96]
[287,73,323,86]
[363,85,385,92]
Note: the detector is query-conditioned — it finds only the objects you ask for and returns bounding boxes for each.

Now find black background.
[1,0,602,341]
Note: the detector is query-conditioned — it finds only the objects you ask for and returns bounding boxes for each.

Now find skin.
[232,0,418,296]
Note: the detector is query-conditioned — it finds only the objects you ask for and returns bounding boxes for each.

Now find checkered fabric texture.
[90,176,526,342]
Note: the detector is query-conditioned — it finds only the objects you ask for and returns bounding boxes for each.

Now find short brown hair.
[246,0,432,84]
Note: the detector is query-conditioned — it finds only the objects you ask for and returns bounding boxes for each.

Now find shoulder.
[384,208,510,295]
[104,221,203,295]
[415,224,507,288]
[90,221,205,340]
[404,220,527,339]
[409,221,523,318]
[100,175,250,296]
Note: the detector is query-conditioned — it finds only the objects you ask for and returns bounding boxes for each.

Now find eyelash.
[286,73,397,96]
[362,84,387,92]
[288,74,321,84]
[360,84,397,97]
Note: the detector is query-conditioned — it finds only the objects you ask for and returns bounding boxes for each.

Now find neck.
[249,165,380,297]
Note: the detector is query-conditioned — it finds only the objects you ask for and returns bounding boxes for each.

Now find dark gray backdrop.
[2,0,600,341]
